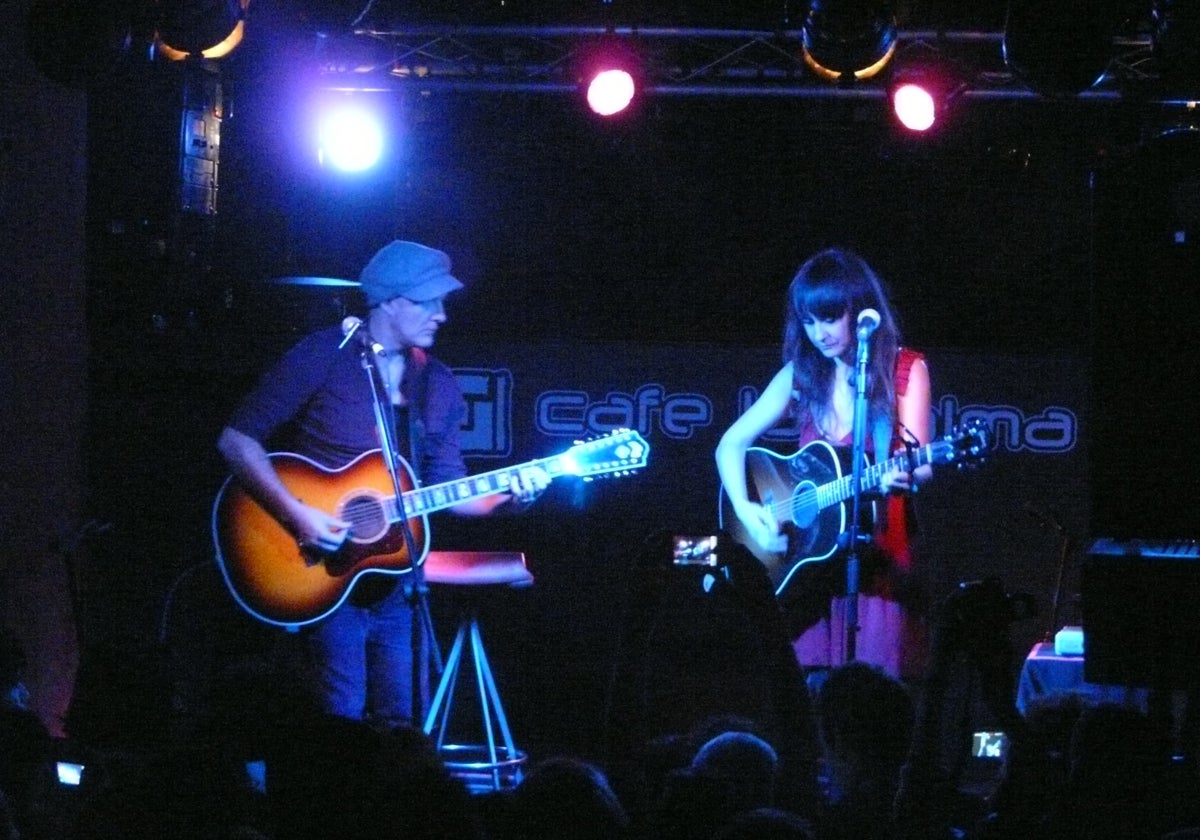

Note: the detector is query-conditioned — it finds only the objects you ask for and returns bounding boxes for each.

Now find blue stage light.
[317,104,384,173]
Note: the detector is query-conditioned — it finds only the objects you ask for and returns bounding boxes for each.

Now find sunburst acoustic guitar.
[213,429,650,626]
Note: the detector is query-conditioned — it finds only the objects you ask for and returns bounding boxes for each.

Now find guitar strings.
[760,458,892,522]
[758,438,949,523]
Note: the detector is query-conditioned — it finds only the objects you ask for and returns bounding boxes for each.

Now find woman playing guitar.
[715,247,932,682]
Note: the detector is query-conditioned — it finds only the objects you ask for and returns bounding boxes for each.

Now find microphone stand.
[357,340,434,725]
[1021,503,1074,643]
[842,330,873,663]
[1039,510,1073,643]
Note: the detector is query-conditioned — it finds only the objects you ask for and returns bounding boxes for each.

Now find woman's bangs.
[795,280,850,321]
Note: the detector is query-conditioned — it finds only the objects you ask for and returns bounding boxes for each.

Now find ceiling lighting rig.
[306,2,1191,107]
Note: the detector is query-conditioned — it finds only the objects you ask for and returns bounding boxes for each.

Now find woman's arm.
[897,356,933,484]
[881,355,933,492]
[715,364,795,549]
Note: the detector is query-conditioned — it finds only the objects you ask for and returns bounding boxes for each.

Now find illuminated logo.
[744,390,1078,454]
[454,368,513,457]
[934,395,1077,454]
[535,384,712,439]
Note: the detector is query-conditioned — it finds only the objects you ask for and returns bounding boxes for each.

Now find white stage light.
[318,105,384,172]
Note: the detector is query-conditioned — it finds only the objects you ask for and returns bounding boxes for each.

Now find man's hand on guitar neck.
[504,465,551,508]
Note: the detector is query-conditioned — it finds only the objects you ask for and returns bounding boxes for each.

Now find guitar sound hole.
[341,496,388,542]
[790,484,819,528]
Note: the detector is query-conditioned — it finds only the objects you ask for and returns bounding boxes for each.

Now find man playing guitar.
[217,240,548,729]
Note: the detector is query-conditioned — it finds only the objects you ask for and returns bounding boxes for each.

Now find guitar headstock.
[940,421,990,469]
[563,429,651,479]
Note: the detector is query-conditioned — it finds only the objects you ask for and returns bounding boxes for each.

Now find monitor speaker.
[1082,545,1200,690]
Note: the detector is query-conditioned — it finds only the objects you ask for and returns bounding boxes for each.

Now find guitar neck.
[384,455,562,520]
[818,442,941,510]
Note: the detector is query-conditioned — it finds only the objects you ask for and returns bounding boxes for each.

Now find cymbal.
[268,276,360,288]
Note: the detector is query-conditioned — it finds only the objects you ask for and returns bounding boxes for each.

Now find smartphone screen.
[673,535,718,566]
[56,761,84,786]
[971,731,1009,760]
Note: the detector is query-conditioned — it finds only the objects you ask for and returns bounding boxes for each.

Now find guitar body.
[720,441,874,596]
[213,429,652,626]
[213,450,428,627]
[721,422,989,599]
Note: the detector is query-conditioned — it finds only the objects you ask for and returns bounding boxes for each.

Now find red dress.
[787,348,927,680]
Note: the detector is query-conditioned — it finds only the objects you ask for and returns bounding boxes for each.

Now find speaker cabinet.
[1082,541,1200,689]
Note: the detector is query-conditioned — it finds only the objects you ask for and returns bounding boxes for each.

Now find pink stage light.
[586,68,637,117]
[892,82,937,132]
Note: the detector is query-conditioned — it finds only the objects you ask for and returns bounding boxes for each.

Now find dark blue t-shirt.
[227,325,468,484]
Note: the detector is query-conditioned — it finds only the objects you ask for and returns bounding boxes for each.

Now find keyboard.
[1088,538,1199,559]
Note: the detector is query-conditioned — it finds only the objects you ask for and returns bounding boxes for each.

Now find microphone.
[856,308,881,342]
[338,316,363,349]
[338,316,383,354]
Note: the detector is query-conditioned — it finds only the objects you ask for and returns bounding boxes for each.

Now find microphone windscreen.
[857,308,881,330]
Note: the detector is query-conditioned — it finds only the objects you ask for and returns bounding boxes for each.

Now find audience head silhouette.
[690,730,780,813]
[815,661,915,799]
[508,756,629,840]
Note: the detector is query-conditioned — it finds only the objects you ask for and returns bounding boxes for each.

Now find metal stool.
[421,550,533,793]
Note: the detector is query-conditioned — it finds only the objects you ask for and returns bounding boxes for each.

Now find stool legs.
[423,609,525,791]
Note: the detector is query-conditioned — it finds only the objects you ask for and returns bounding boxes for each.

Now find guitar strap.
[872,415,893,469]
[397,347,430,476]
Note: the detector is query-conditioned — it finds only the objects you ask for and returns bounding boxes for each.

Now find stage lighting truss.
[315,23,1168,104]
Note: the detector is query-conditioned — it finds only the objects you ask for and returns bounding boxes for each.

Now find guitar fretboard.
[813,443,943,510]
[385,457,562,519]
[365,430,649,520]
[1089,537,1200,559]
